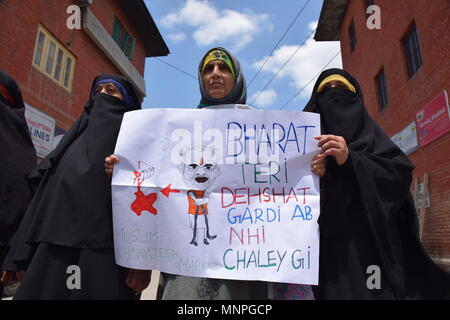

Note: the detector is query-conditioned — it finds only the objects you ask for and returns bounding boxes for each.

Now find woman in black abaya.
[2,74,151,300]
[0,72,37,298]
[304,68,450,299]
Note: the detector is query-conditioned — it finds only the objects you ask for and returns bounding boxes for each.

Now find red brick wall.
[339,0,450,259]
[0,0,146,130]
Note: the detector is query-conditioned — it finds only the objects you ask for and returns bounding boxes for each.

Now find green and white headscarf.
[201,49,236,80]
[198,47,247,108]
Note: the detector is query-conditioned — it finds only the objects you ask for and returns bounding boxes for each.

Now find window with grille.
[112,17,136,60]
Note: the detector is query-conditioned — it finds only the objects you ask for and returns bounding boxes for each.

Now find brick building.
[0,0,169,158]
[315,0,450,269]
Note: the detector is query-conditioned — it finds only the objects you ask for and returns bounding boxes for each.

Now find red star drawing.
[130,186,158,216]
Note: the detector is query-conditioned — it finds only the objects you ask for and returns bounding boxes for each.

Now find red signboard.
[416,91,450,147]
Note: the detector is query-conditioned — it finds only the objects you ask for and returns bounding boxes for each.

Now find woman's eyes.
[96,86,118,93]
[204,63,230,74]
[218,65,229,72]
[323,84,347,90]
[204,65,214,74]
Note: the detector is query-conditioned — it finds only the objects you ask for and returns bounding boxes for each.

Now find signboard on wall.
[391,121,419,155]
[416,91,450,147]
[24,104,55,158]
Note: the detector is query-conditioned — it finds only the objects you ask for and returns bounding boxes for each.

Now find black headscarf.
[0,72,36,254]
[0,72,25,109]
[304,68,449,299]
[197,47,247,108]
[4,74,140,270]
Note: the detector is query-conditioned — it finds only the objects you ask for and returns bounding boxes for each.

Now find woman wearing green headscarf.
[105,47,325,299]
[156,47,269,299]
[197,47,247,108]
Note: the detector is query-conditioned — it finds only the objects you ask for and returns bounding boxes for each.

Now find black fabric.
[13,242,138,300]
[0,72,36,265]
[0,71,25,109]
[0,246,7,299]
[3,74,141,271]
[198,47,247,107]
[304,68,450,299]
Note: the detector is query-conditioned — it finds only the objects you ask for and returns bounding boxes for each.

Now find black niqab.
[5,74,140,269]
[0,72,36,251]
[304,68,450,299]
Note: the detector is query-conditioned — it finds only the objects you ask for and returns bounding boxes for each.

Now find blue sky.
[142,0,342,111]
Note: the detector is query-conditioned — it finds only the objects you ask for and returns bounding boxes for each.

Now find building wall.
[338,0,450,260]
[89,0,147,74]
[0,0,146,130]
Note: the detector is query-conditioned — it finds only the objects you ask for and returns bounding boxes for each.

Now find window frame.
[402,23,424,78]
[348,19,357,53]
[53,48,64,81]
[112,17,136,60]
[33,31,46,67]
[375,67,389,110]
[32,25,76,92]
[45,40,56,75]
[63,57,74,89]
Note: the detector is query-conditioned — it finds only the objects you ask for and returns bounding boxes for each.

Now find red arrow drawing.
[160,184,180,198]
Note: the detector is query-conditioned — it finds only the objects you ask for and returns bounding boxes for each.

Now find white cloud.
[252,21,342,101]
[251,88,278,107]
[161,0,217,28]
[167,32,187,44]
[160,0,271,50]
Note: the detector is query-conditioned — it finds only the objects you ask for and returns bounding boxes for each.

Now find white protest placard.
[112,108,321,285]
